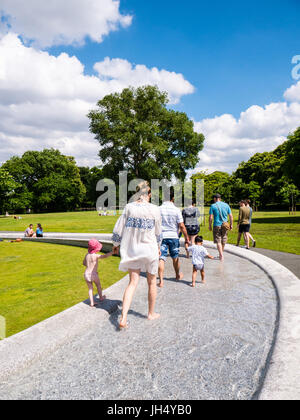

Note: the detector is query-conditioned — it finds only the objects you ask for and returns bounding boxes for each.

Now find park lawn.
[0,209,299,254]
[0,241,124,338]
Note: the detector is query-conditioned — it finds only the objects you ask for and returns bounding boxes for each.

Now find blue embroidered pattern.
[112,232,122,243]
[126,217,155,230]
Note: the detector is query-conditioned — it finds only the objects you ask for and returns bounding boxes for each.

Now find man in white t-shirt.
[158,192,190,288]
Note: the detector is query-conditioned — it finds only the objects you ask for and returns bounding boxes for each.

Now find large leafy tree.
[283,127,300,189]
[2,149,86,213]
[88,85,205,181]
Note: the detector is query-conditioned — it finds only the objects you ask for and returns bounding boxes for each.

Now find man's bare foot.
[99,295,106,301]
[200,280,206,284]
[148,313,160,321]
[157,282,164,288]
[176,273,184,281]
[192,283,195,288]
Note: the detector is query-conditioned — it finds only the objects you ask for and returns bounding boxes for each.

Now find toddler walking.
[83,239,113,307]
[188,236,214,286]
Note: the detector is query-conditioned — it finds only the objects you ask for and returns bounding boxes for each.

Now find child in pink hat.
[83,239,113,307]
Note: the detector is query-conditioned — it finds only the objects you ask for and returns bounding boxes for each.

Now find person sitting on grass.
[188,236,214,287]
[24,224,36,238]
[36,223,44,237]
[83,239,114,308]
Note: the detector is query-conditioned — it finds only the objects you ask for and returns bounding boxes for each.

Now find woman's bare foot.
[99,295,106,301]
[192,283,196,288]
[119,318,129,329]
[157,282,164,288]
[176,272,184,281]
[148,313,160,321]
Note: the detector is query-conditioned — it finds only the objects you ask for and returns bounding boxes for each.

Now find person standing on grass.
[209,193,233,261]
[182,200,200,258]
[112,183,162,329]
[236,200,251,249]
[245,199,256,247]
[158,189,190,288]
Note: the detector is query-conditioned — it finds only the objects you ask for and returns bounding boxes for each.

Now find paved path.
[253,248,300,278]
[0,250,277,400]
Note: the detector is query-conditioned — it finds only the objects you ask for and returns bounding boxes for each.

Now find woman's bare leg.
[120,269,140,327]
[158,259,165,288]
[147,273,160,320]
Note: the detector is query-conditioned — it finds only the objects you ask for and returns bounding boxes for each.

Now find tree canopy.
[88,85,205,181]
[1,149,86,213]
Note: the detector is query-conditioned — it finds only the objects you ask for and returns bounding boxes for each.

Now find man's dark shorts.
[239,224,250,234]
[160,238,180,261]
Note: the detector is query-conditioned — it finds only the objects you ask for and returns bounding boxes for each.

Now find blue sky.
[48,0,300,119]
[0,0,299,173]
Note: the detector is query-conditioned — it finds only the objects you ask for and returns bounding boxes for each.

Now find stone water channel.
[0,247,278,400]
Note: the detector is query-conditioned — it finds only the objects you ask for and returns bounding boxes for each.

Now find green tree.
[283,127,300,189]
[2,149,86,213]
[79,166,103,207]
[88,85,205,182]
[191,171,231,205]
[0,168,19,213]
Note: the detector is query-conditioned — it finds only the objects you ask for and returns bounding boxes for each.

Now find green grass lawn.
[0,241,123,338]
[0,209,299,254]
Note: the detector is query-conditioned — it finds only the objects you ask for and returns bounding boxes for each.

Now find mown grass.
[0,241,123,338]
[0,209,299,254]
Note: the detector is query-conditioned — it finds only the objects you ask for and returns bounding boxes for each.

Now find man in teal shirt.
[209,193,233,261]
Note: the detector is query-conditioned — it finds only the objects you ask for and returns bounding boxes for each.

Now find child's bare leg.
[86,281,95,307]
[192,268,197,287]
[147,273,160,321]
[94,277,106,301]
[120,269,140,327]
[200,269,205,284]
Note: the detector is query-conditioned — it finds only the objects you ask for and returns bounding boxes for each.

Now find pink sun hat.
[88,239,103,254]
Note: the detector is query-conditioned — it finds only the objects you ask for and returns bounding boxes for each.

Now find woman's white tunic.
[112,201,162,274]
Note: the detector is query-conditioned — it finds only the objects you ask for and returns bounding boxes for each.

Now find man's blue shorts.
[160,238,180,261]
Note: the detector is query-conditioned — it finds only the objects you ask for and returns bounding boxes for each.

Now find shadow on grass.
[252,216,300,224]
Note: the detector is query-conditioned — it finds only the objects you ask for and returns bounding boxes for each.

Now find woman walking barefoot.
[112,183,162,329]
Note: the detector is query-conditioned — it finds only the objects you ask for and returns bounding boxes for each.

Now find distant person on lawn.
[36,223,44,238]
[24,224,36,238]
[245,199,256,247]
[236,200,251,249]
[209,193,233,261]
[158,189,190,288]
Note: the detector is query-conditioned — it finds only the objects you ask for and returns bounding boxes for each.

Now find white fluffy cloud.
[94,58,195,104]
[0,0,132,48]
[193,90,300,174]
[0,33,195,166]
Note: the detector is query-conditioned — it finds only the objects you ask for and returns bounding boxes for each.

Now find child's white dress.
[112,201,162,274]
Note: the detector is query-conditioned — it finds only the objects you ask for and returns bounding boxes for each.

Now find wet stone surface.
[0,249,277,400]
